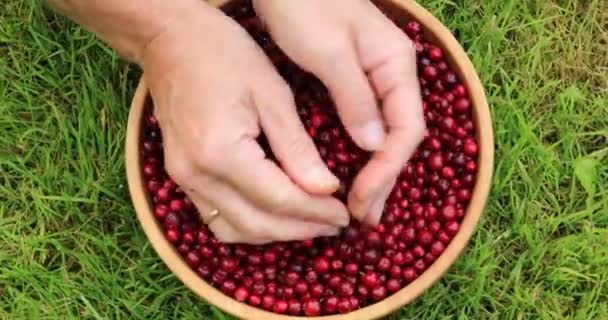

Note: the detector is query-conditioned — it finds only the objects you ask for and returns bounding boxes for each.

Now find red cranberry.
[464,139,479,156]
[403,268,417,283]
[288,300,301,315]
[234,287,249,302]
[371,286,387,302]
[273,300,288,314]
[417,230,434,247]
[313,257,330,273]
[247,294,261,307]
[427,46,443,61]
[324,296,339,314]
[362,271,380,289]
[185,251,201,267]
[377,257,391,272]
[345,263,358,276]
[164,229,180,243]
[442,205,457,221]
[430,241,446,256]
[154,204,169,220]
[261,295,275,311]
[338,298,352,314]
[445,221,460,236]
[387,279,402,293]
[311,283,324,298]
[303,299,321,316]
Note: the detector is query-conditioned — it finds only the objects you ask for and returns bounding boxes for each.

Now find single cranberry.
[417,230,434,247]
[387,279,402,293]
[328,275,342,289]
[324,296,339,314]
[284,271,299,286]
[428,153,445,172]
[464,139,479,156]
[311,283,324,298]
[404,21,422,36]
[362,271,380,289]
[273,300,288,314]
[165,229,180,243]
[366,231,382,247]
[248,294,261,307]
[313,257,330,273]
[288,300,301,315]
[221,280,236,295]
[377,257,391,272]
[345,264,358,278]
[430,241,446,256]
[442,205,457,221]
[441,166,455,179]
[196,264,212,279]
[427,45,443,61]
[363,249,381,264]
[261,295,275,310]
[233,287,249,302]
[147,180,162,193]
[155,187,171,203]
[403,267,417,283]
[154,204,169,220]
[303,299,321,316]
[413,259,427,273]
[437,230,452,244]
[445,220,460,236]
[185,251,201,267]
[338,298,352,314]
[412,245,426,258]
[305,270,318,284]
[423,66,438,80]
[371,286,387,302]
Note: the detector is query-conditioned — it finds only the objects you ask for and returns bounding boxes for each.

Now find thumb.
[254,78,340,195]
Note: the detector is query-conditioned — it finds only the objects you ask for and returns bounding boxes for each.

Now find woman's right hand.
[142,2,349,244]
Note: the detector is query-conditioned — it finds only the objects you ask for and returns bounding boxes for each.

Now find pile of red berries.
[140,1,478,316]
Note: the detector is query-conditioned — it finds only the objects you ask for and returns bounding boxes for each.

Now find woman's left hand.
[253,0,425,226]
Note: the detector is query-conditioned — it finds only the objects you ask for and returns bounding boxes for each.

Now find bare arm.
[46,0,201,63]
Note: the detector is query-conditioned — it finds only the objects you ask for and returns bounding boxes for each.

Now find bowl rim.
[125,0,494,319]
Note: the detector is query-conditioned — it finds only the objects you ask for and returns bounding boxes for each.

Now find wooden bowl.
[125,0,494,319]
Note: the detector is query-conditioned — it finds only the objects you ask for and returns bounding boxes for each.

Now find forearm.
[46,0,205,63]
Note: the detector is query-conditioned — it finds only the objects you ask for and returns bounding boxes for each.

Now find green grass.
[1,0,607,319]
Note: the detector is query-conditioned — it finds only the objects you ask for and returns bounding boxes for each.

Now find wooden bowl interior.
[125,0,493,319]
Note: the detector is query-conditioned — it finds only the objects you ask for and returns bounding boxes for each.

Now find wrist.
[52,0,210,64]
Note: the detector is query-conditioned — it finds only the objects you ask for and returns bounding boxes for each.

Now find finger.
[188,194,244,243]
[218,137,350,227]
[313,43,386,151]
[193,174,343,243]
[253,77,339,195]
[348,31,425,224]
[363,177,395,226]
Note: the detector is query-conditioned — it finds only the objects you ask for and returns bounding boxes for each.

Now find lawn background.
[1,0,607,319]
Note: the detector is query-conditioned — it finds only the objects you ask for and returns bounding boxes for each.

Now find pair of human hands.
[142,0,424,244]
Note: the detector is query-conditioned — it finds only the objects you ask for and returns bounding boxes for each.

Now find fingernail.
[308,165,340,189]
[353,121,386,151]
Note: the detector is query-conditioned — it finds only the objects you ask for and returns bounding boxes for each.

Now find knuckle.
[269,189,291,213]
[192,135,224,172]
[239,219,268,238]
